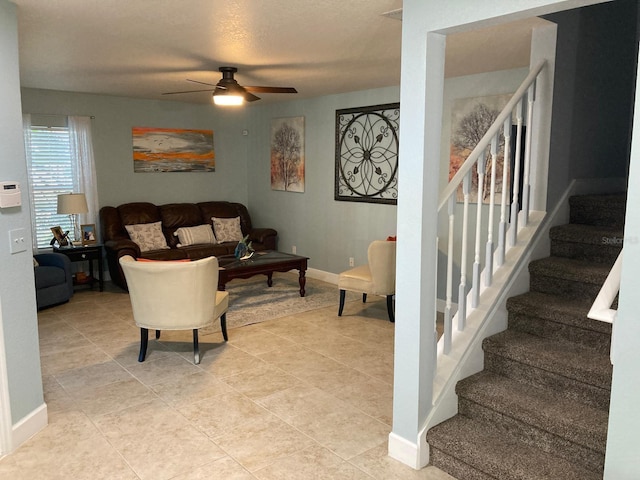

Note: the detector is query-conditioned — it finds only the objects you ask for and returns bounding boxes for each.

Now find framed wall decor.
[270,116,305,192]
[449,94,513,203]
[81,224,97,244]
[335,103,399,204]
[132,127,215,172]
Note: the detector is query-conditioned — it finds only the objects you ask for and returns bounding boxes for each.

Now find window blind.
[27,126,75,248]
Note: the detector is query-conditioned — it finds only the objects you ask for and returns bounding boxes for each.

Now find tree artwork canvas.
[271,116,305,192]
[449,94,513,203]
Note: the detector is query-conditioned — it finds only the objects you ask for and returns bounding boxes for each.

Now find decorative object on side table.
[81,223,97,245]
[50,225,70,247]
[234,235,254,260]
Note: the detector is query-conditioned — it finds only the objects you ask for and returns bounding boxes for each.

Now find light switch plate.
[9,228,27,254]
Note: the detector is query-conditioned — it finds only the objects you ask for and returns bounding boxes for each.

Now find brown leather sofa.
[100,201,277,290]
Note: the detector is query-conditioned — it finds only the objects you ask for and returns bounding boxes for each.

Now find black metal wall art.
[335,103,399,204]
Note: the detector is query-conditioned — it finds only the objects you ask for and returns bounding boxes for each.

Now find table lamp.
[57,193,88,244]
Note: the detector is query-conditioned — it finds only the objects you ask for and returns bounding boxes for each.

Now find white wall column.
[388,0,445,468]
[603,45,640,480]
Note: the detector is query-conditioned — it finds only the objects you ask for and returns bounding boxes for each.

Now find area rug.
[202,272,345,333]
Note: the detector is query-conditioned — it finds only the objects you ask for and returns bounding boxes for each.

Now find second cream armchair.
[338,240,396,323]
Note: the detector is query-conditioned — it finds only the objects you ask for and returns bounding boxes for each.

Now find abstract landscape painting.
[133,127,215,172]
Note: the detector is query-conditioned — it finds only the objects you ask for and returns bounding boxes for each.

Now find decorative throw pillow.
[174,224,217,247]
[124,221,170,252]
[212,216,243,243]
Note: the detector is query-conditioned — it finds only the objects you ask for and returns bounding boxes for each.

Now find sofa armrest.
[104,239,141,291]
[104,239,141,257]
[248,228,278,250]
[35,252,71,270]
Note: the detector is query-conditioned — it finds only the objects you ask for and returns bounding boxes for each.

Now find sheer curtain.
[68,116,99,231]
[22,114,37,252]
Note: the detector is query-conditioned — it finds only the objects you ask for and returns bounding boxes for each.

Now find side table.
[53,244,104,292]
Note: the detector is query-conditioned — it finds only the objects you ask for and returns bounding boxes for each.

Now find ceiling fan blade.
[186,78,221,88]
[162,88,216,95]
[244,86,298,94]
[244,91,261,102]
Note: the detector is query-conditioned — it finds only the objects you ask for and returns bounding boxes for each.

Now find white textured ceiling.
[13,0,548,105]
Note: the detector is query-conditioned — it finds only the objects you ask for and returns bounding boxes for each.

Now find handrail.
[438,60,545,211]
[587,250,622,324]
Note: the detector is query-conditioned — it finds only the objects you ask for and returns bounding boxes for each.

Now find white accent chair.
[338,240,396,323]
[119,255,229,364]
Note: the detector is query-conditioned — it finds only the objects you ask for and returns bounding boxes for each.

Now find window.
[24,115,98,250]
[26,126,75,248]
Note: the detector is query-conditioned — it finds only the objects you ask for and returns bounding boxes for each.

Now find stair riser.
[570,209,625,228]
[484,352,610,410]
[458,399,605,472]
[429,448,495,480]
[569,196,626,228]
[529,274,602,304]
[550,241,621,264]
[508,313,611,355]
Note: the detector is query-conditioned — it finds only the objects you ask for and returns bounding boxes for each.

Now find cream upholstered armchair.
[119,255,229,364]
[338,240,396,322]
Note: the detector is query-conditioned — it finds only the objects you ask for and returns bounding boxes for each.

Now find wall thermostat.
[0,182,21,208]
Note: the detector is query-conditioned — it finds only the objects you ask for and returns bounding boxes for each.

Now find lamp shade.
[57,193,88,215]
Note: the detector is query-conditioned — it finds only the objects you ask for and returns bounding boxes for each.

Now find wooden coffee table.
[217,251,309,296]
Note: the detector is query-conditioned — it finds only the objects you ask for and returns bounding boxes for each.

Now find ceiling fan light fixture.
[212,91,244,106]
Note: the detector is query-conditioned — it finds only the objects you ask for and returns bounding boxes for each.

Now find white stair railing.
[438,61,545,357]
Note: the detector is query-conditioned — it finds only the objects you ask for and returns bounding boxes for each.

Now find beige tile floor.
[0,282,455,480]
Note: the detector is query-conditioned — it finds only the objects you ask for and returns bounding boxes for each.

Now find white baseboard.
[388,431,429,470]
[11,402,47,453]
[305,267,339,285]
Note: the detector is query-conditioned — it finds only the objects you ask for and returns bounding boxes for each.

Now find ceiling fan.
[162,66,297,105]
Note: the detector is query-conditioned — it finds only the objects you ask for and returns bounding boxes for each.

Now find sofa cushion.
[118,202,161,226]
[125,221,170,252]
[212,216,243,243]
[174,225,217,247]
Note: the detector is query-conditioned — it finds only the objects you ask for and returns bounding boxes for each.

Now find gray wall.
[544,0,639,205]
[20,89,251,211]
[0,0,44,424]
[246,87,400,275]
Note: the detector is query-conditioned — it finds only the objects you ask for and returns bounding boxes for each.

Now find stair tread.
[507,291,612,335]
[458,371,608,451]
[484,329,612,390]
[529,256,611,285]
[428,416,601,480]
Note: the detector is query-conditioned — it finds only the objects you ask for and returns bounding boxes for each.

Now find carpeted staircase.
[426,193,626,480]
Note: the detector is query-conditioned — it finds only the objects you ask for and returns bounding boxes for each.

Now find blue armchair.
[34,253,74,310]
